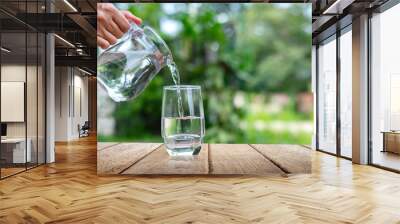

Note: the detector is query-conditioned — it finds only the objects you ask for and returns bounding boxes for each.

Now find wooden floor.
[1,167,25,178]
[1,136,400,223]
[373,150,400,171]
[1,163,46,178]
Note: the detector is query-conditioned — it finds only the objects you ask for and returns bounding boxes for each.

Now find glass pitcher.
[97,23,172,102]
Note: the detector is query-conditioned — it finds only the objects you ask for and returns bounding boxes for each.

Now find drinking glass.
[97,23,172,102]
[161,85,205,156]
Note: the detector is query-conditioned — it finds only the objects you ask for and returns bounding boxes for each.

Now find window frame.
[315,21,352,160]
[367,0,400,173]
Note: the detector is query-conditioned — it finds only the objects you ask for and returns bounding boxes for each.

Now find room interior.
[0,21,46,177]
[370,7,400,170]
[0,0,97,179]
[313,0,400,172]
[0,0,399,222]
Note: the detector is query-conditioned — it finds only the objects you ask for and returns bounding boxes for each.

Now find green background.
[98,3,313,144]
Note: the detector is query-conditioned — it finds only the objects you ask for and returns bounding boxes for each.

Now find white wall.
[1,82,25,122]
[54,67,89,141]
[1,65,27,138]
[1,63,46,164]
[55,66,68,141]
[1,66,25,127]
[71,73,89,138]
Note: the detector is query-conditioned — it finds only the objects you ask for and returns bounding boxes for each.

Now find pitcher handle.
[128,22,143,36]
[129,21,141,31]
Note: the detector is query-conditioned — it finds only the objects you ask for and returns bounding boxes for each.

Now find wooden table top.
[381,131,400,134]
[97,143,311,176]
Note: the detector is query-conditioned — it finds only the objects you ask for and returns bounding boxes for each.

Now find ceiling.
[1,0,395,72]
[311,0,390,43]
[0,0,97,74]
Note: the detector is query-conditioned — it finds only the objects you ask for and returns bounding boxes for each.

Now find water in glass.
[162,86,205,156]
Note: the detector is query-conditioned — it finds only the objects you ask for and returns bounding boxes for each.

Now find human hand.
[97,3,142,49]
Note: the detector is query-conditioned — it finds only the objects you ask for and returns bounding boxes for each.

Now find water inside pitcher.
[97,23,173,102]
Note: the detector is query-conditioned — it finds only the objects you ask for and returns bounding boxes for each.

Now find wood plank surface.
[209,144,284,175]
[122,144,209,175]
[97,142,120,151]
[98,143,311,175]
[251,144,311,174]
[3,136,400,223]
[97,143,162,174]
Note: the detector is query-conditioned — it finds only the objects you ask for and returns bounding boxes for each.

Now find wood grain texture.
[99,143,309,175]
[97,142,120,151]
[383,132,400,154]
[1,136,400,223]
[122,144,209,175]
[209,144,284,175]
[251,144,312,174]
[97,143,162,174]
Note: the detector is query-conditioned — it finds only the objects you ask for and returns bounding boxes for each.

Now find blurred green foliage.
[99,3,312,144]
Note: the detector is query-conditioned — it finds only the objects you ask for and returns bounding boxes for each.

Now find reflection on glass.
[38,33,46,165]
[27,32,38,169]
[0,0,47,179]
[1,31,27,177]
[371,4,400,171]
[340,28,352,158]
[318,36,337,154]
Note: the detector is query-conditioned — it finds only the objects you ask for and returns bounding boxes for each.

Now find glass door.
[370,3,400,171]
[1,30,28,178]
[339,26,352,158]
[317,35,337,154]
[0,0,47,179]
